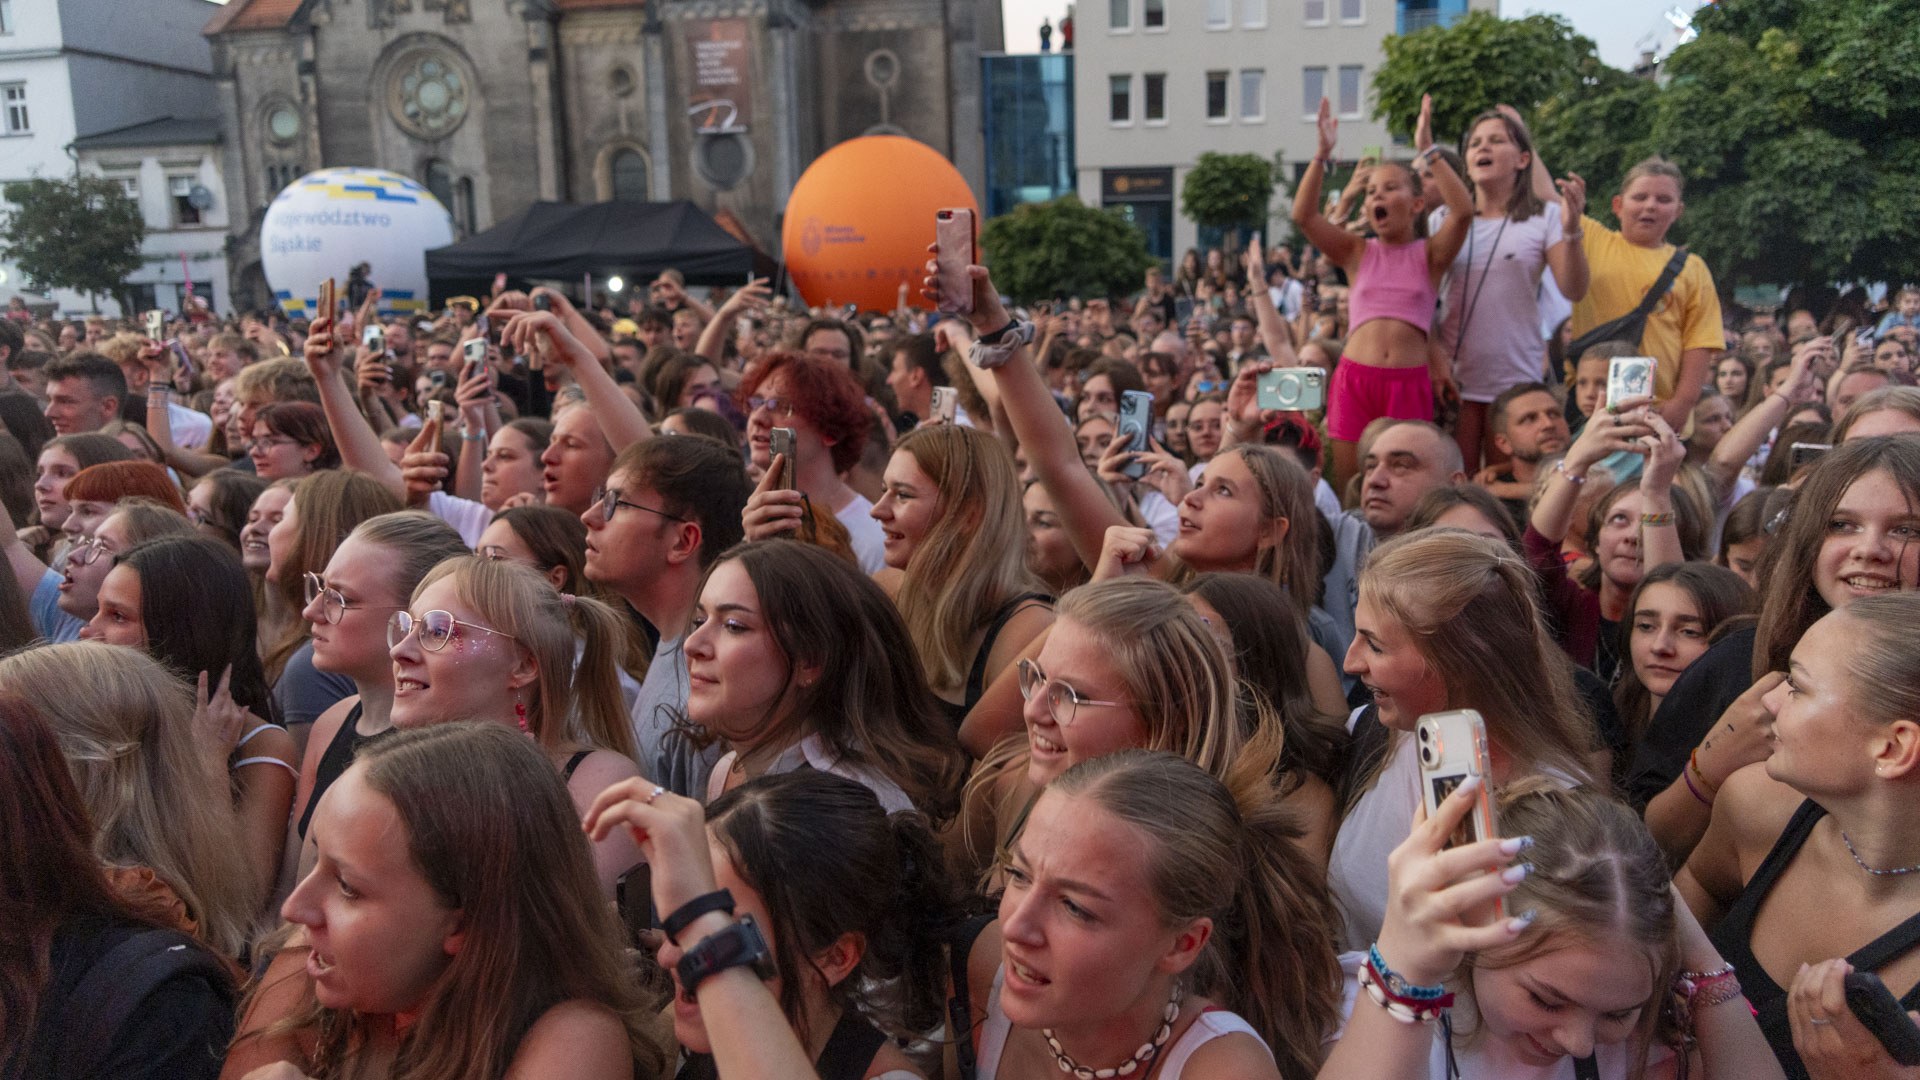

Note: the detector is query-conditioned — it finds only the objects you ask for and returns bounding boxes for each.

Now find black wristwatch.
[676,913,775,994]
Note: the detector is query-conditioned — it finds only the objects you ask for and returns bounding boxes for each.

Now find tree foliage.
[1373,12,1602,144]
[980,196,1157,304]
[0,175,146,304]
[1180,153,1276,231]
[1377,0,1920,289]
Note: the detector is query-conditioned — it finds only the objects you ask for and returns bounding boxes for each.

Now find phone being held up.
[934,208,976,316]
[1417,709,1501,920]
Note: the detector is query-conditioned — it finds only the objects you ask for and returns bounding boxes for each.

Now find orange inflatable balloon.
[782,135,980,314]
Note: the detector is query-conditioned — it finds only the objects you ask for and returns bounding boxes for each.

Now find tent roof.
[424,200,754,293]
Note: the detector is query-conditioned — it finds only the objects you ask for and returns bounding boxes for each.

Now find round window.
[387,49,471,139]
[267,105,301,144]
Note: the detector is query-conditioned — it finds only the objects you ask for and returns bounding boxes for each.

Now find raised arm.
[1530,399,1653,545]
[1291,98,1364,270]
[1497,104,1559,206]
[502,312,652,451]
[1706,343,1814,497]
[922,250,1125,572]
[1420,149,1474,276]
[303,315,405,498]
[1637,412,1686,571]
[695,277,771,363]
[1243,239,1299,364]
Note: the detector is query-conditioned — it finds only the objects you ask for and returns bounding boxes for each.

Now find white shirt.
[839,493,887,573]
[167,402,213,449]
[707,732,913,813]
[1430,202,1566,403]
[427,490,493,548]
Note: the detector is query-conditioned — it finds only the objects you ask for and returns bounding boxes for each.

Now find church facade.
[204,0,1000,310]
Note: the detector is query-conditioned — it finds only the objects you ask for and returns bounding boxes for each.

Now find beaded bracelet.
[1641,511,1676,527]
[1553,458,1587,486]
[1368,945,1449,1001]
[1358,958,1454,1024]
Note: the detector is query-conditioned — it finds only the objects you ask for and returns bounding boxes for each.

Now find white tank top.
[974,966,1271,1079]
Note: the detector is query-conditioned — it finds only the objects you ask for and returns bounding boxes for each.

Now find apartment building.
[1073,0,1490,263]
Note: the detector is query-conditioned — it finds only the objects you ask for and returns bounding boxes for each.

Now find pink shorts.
[1327,358,1434,443]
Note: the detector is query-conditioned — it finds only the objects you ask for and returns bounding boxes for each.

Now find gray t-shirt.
[627,634,722,799]
[31,567,84,643]
[272,639,356,730]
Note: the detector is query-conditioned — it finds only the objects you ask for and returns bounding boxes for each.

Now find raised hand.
[1414,92,1434,152]
[1317,96,1338,159]
[740,454,805,541]
[1555,173,1587,231]
[583,780,721,919]
[1092,525,1161,582]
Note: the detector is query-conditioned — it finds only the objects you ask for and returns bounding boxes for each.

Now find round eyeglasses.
[387,608,521,652]
[66,537,110,567]
[302,571,400,625]
[592,486,687,524]
[1015,658,1128,727]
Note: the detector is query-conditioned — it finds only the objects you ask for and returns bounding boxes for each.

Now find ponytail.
[564,591,640,761]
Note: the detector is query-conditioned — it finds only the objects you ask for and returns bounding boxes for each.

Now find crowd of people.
[6,90,1920,1080]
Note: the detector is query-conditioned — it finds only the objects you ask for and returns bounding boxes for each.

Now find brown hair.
[1459,109,1547,222]
[1753,436,1920,679]
[263,470,404,681]
[1045,743,1341,1080]
[1611,562,1756,739]
[255,401,341,470]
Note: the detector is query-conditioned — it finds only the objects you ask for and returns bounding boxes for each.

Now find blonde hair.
[0,643,261,956]
[1621,156,1685,197]
[415,556,637,760]
[1357,531,1598,794]
[1224,444,1324,600]
[1838,594,1920,728]
[264,470,404,681]
[1834,386,1920,443]
[1455,781,1681,1080]
[1046,740,1341,1080]
[891,425,1043,695]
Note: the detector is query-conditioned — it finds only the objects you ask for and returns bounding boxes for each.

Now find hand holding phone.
[930,386,959,425]
[1606,356,1655,410]
[769,427,797,491]
[1116,390,1154,480]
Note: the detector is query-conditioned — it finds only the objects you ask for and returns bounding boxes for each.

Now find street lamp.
[607,275,626,293]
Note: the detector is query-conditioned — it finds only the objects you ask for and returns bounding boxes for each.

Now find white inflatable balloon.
[259,167,454,320]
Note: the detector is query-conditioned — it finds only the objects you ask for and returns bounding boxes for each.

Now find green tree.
[1530,69,1658,232]
[1181,153,1276,235]
[1372,11,1602,145]
[1632,0,1920,288]
[980,196,1157,303]
[0,175,146,310]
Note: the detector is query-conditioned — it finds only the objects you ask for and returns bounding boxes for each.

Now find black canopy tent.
[424,200,757,303]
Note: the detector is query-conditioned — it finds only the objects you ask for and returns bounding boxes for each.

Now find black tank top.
[295,702,385,840]
[1708,799,1920,1079]
[940,593,1052,727]
[675,1008,887,1080]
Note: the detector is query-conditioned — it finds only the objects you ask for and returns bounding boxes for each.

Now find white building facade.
[1073,0,1495,263]
[0,0,224,315]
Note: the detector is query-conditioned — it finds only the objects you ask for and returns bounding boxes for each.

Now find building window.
[107,175,138,200]
[1240,69,1265,121]
[1109,74,1132,124]
[2,83,27,134]
[1206,0,1231,28]
[1109,0,1129,31]
[1305,0,1327,23]
[1143,73,1167,122]
[611,149,648,201]
[169,176,202,226]
[266,163,303,196]
[424,160,455,213]
[1339,0,1363,22]
[1303,66,1326,115]
[1144,0,1167,28]
[1242,0,1268,27]
[1205,71,1229,121]
[455,177,476,234]
[1337,65,1362,116]
[0,0,13,35]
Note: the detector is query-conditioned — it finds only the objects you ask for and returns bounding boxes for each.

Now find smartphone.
[769,427,797,491]
[421,399,445,449]
[1857,327,1879,348]
[1417,710,1498,857]
[615,864,658,945]
[1789,441,1832,470]
[427,370,449,392]
[1116,389,1154,480]
[1846,972,1920,1066]
[317,278,336,324]
[1606,356,1655,410]
[1257,367,1328,412]
[363,324,386,351]
[1173,296,1195,327]
[462,338,487,367]
[462,351,486,384]
[931,385,959,425]
[144,310,164,342]
[533,293,552,313]
[934,208,976,316]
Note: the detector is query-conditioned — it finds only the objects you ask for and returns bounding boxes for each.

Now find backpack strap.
[55,927,234,1078]
[1625,246,1691,325]
[947,914,997,1080]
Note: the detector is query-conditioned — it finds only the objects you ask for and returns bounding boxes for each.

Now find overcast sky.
[999,0,1706,71]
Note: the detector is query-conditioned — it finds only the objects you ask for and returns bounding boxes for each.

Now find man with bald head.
[1318,420,1469,667]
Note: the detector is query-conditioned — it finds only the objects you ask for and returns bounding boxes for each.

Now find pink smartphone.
[934,209,976,316]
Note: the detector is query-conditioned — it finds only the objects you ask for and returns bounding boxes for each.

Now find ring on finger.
[1808,1015,1834,1026]
[645,785,666,805]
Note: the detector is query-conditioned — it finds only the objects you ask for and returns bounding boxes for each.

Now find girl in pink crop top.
[1291,96,1473,489]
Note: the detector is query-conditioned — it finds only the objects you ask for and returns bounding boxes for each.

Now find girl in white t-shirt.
[1422,101,1590,471]
[1321,780,1783,1080]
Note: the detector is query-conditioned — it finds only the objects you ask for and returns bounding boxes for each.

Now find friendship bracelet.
[1368,944,1450,1000]
[1682,767,1714,808]
[1358,957,1453,1024]
[1641,511,1676,527]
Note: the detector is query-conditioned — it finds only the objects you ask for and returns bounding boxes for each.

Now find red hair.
[61,460,187,515]
[738,351,871,472]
